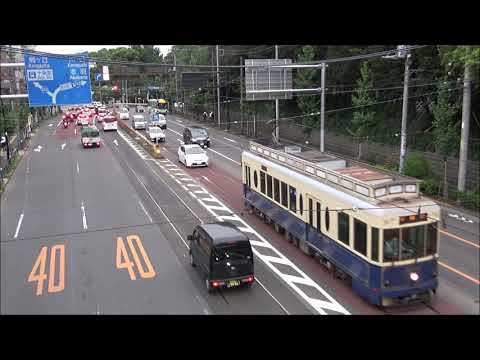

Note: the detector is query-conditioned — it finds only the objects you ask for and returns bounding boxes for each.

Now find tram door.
[306,195,322,234]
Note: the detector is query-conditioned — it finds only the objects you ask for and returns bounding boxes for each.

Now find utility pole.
[399,51,410,174]
[240,56,244,134]
[173,50,178,106]
[216,45,221,127]
[457,48,472,192]
[275,45,279,140]
[320,63,326,152]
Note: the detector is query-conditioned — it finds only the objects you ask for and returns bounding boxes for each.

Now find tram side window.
[371,227,379,262]
[267,175,273,198]
[308,199,313,226]
[383,229,400,262]
[253,171,258,188]
[401,225,425,260]
[245,165,251,187]
[281,182,288,208]
[354,219,367,256]
[316,202,321,233]
[247,166,251,187]
[426,223,438,255]
[299,194,303,215]
[260,172,266,194]
[273,178,280,203]
[338,212,350,246]
[325,207,330,232]
[289,186,297,214]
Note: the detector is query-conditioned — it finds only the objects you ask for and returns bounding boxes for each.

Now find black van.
[183,126,210,148]
[188,222,254,292]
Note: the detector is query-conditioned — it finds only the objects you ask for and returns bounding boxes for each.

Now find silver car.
[132,115,146,130]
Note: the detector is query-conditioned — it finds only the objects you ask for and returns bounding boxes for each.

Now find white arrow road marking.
[61,143,66,150]
[81,202,88,230]
[13,213,24,239]
[223,137,237,143]
[113,139,118,146]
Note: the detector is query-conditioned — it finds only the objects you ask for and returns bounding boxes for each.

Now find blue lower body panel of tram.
[244,186,438,307]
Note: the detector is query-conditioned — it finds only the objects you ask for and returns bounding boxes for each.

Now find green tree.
[348,61,377,138]
[432,78,460,196]
[294,46,320,134]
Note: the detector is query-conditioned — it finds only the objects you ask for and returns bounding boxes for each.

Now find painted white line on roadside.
[223,137,237,143]
[138,200,153,223]
[76,161,79,174]
[207,148,241,165]
[81,202,88,230]
[13,213,24,239]
[168,128,183,137]
[61,143,66,150]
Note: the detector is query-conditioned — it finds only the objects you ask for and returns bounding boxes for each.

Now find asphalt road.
[154,109,479,315]
[2,108,477,315]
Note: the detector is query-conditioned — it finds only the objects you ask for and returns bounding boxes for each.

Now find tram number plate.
[227,280,241,288]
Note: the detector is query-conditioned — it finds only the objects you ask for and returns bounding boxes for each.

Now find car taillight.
[212,281,220,288]
[242,276,254,283]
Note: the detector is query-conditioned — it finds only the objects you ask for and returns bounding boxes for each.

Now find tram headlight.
[410,272,419,282]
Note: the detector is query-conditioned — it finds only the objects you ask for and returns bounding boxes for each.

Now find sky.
[34,45,173,56]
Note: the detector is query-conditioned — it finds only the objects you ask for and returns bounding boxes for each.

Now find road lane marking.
[116,235,156,280]
[138,200,153,223]
[168,128,183,137]
[440,229,479,249]
[33,145,43,152]
[81,202,88,230]
[155,158,349,315]
[13,213,24,239]
[113,139,118,146]
[439,261,480,285]
[448,213,475,224]
[56,120,63,127]
[74,128,77,135]
[28,244,65,296]
[76,161,79,174]
[61,143,66,150]
[224,137,237,143]
[207,148,241,165]
[48,124,54,127]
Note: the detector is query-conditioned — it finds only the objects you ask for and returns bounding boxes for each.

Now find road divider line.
[207,148,241,165]
[440,229,479,249]
[76,161,79,174]
[74,128,77,135]
[223,137,237,143]
[138,200,153,223]
[13,213,24,239]
[81,202,88,230]
[439,261,480,285]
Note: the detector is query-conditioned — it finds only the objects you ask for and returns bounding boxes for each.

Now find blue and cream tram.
[242,141,440,307]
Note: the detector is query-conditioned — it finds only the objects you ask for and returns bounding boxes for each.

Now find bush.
[454,190,480,211]
[421,178,440,196]
[404,153,430,179]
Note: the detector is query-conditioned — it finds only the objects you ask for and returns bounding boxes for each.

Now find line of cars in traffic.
[62,104,118,148]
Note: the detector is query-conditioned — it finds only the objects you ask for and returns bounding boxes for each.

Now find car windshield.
[186,147,204,155]
[214,244,252,261]
[149,127,162,134]
[191,128,207,137]
[82,129,99,138]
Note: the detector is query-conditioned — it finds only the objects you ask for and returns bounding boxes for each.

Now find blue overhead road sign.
[24,52,92,107]
[95,73,103,81]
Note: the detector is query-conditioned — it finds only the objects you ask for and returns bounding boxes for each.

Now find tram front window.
[401,225,425,260]
[383,229,400,262]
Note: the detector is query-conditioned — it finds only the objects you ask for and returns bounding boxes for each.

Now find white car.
[102,115,118,131]
[178,144,209,167]
[76,113,90,126]
[132,115,147,130]
[146,126,165,143]
[119,108,130,120]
